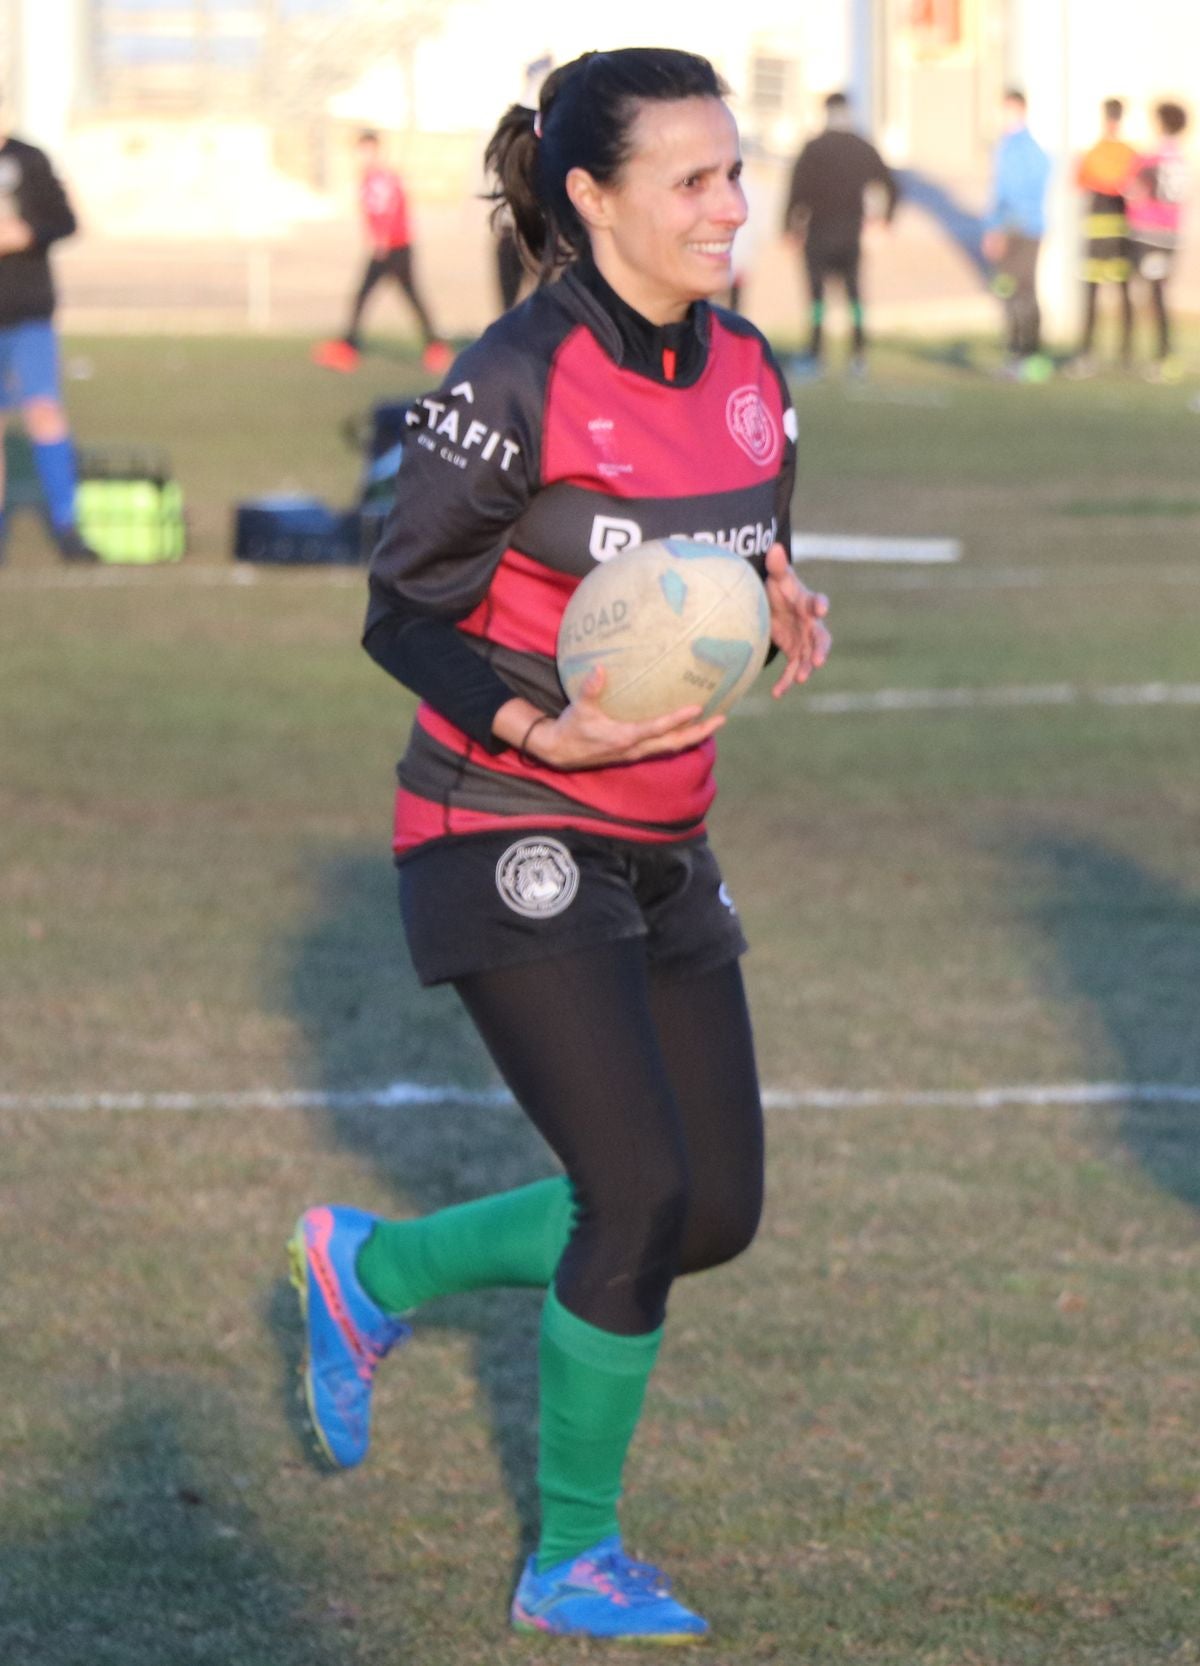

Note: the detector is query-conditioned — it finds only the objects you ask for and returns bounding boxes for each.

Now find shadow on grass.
[281,848,554,1558]
[0,1384,347,1665]
[1020,835,1200,1208]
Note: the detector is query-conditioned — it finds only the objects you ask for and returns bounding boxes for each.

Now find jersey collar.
[561,253,710,386]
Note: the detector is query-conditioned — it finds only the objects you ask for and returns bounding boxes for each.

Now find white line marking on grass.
[0,1084,512,1114]
[2,1081,1199,1116]
[6,559,1200,596]
[763,1082,1200,1111]
[735,682,1200,718]
[0,564,363,591]
[791,533,961,563]
[850,563,1200,591]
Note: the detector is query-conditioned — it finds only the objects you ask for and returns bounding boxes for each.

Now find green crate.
[76,448,186,565]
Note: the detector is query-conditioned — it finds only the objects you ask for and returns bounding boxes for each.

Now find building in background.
[0,0,1193,338]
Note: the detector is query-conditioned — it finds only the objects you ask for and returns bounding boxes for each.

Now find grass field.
[2,333,1200,1664]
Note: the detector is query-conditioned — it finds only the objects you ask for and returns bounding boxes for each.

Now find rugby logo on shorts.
[495,837,580,918]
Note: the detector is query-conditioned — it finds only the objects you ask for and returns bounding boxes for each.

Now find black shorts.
[397,830,748,987]
[804,233,862,286]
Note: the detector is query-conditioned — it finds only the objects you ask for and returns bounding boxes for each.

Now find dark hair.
[824,91,849,112]
[1003,88,1027,109]
[484,47,728,284]
[1157,100,1187,136]
[357,129,380,145]
[1102,97,1124,124]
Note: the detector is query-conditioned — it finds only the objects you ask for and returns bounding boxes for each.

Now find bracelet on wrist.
[518,713,551,761]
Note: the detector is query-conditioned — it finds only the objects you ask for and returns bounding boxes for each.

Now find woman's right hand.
[498,669,726,770]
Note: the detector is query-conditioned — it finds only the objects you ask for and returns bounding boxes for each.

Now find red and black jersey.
[364,256,796,856]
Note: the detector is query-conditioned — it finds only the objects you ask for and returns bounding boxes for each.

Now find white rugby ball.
[556,537,772,722]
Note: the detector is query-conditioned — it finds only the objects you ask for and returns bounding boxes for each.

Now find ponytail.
[483,103,549,278]
[485,48,728,287]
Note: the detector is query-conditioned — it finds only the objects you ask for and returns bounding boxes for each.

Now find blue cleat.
[511,1535,709,1643]
[287,1204,410,1468]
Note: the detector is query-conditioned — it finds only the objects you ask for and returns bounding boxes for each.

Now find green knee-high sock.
[536,1289,663,1572]
[355,1176,574,1314]
[808,299,825,356]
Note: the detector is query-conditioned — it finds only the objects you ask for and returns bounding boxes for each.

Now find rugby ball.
[556,537,772,722]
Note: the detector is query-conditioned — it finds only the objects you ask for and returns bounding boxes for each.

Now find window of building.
[748,53,795,118]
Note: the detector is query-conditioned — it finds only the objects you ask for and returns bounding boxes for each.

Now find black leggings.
[1080,279,1133,359]
[803,236,864,355]
[346,246,436,347]
[1145,276,1172,359]
[454,942,764,1337]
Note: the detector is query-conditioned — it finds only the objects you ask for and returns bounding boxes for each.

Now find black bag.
[233,497,362,565]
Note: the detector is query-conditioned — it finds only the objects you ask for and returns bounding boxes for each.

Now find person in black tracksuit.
[289,48,831,1644]
[0,130,96,560]
[782,91,899,375]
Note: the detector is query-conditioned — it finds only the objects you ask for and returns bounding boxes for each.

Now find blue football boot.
[511,1535,709,1643]
[287,1205,410,1467]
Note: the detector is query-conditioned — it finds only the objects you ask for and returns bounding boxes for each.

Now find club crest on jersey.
[495,837,580,919]
[726,386,780,467]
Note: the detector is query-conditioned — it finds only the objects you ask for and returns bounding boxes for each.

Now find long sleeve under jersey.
[364,256,797,856]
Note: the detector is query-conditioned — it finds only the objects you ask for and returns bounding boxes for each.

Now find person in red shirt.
[313,130,451,375]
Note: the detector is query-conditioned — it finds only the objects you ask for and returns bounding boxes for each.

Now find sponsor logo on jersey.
[587,417,634,480]
[407,382,522,474]
[588,513,777,561]
[726,386,780,467]
[588,514,643,560]
[495,837,580,919]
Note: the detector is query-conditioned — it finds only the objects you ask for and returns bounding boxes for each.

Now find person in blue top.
[982,89,1052,377]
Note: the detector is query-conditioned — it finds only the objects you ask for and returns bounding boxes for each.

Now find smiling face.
[567,96,747,325]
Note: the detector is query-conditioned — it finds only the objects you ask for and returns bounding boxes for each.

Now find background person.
[983,89,1052,378]
[312,129,451,375]
[290,46,830,1646]
[0,112,97,562]
[494,53,555,314]
[1125,100,1189,381]
[1066,97,1138,377]
[781,90,899,379]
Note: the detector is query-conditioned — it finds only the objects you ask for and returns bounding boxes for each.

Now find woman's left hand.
[763,541,831,698]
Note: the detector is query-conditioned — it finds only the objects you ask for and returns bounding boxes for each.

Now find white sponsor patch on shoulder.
[409,386,521,473]
[495,837,580,918]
